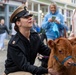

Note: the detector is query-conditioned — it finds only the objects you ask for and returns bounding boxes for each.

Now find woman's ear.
[16,21,21,27]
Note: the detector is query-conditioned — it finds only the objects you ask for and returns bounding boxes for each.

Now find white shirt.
[11,23,16,35]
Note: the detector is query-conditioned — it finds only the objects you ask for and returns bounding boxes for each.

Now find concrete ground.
[0,50,7,75]
[0,39,8,75]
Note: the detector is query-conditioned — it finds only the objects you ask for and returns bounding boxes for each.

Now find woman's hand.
[54,20,60,24]
[48,18,53,22]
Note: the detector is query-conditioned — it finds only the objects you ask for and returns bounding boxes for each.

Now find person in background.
[41,3,66,40]
[69,9,76,38]
[39,27,47,43]
[11,23,16,37]
[0,19,9,51]
[4,5,59,75]
[32,19,40,33]
[60,21,68,38]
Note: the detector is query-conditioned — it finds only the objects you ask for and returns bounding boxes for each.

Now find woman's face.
[1,19,4,25]
[16,15,33,29]
[50,5,56,14]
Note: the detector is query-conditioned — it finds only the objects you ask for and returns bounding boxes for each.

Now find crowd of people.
[1,2,75,75]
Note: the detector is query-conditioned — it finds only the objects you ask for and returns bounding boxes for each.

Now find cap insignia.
[24,6,28,11]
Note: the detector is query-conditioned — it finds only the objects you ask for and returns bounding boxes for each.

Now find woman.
[42,3,65,40]
[0,19,9,51]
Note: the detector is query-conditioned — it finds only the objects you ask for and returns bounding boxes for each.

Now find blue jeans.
[0,33,6,49]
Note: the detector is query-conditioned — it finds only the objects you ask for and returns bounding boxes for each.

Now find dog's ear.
[68,38,76,45]
[68,39,73,45]
[48,40,55,48]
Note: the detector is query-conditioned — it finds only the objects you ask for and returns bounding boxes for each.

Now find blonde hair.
[49,2,58,10]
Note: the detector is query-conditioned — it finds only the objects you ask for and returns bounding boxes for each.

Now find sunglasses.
[22,15,33,19]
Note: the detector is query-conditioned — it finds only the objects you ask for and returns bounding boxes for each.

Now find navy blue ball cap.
[10,5,33,23]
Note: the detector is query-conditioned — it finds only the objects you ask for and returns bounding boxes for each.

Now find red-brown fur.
[48,37,76,75]
[69,37,76,46]
[69,37,76,75]
[69,37,76,62]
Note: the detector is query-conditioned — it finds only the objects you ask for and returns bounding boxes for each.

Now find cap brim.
[24,12,33,17]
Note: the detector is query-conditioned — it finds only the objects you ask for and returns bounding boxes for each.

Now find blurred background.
[0,0,76,34]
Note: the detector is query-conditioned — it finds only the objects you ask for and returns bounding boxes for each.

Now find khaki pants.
[2,72,32,75]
